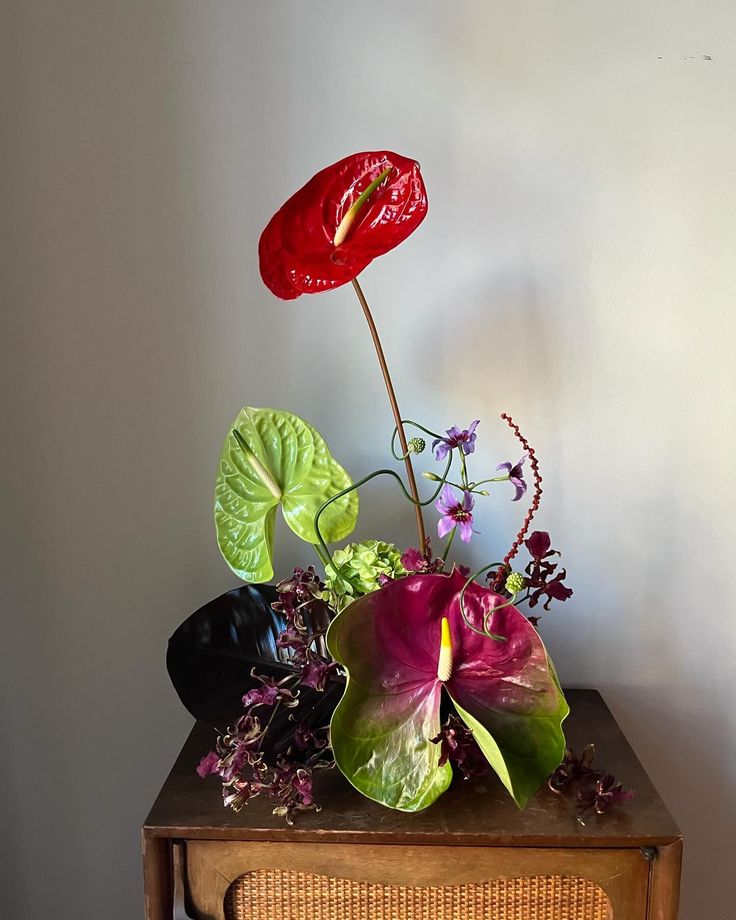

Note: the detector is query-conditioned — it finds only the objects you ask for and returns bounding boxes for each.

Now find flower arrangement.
[167,150,629,823]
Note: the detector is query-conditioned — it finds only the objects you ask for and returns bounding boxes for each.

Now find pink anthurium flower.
[327,569,568,812]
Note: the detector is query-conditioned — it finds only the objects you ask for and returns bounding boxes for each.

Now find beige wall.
[2,2,734,917]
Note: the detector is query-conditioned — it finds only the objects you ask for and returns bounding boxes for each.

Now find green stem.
[458,562,510,642]
[468,474,511,488]
[312,543,331,571]
[459,452,469,489]
[441,527,457,563]
[390,419,444,461]
[314,466,446,566]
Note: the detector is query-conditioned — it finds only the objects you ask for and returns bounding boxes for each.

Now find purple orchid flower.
[242,672,298,709]
[300,659,338,691]
[196,751,221,778]
[497,453,528,502]
[435,484,476,543]
[432,420,480,460]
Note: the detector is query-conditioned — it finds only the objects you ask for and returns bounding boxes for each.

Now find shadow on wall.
[606,684,733,918]
[408,267,577,566]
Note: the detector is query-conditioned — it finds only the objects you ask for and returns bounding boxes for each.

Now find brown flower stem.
[351,277,426,547]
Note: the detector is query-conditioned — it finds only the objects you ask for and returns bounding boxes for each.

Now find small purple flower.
[432,420,480,461]
[223,777,262,811]
[300,659,338,691]
[242,672,298,709]
[292,722,328,752]
[196,751,220,778]
[497,453,528,502]
[435,484,476,543]
[270,760,319,822]
[218,714,264,782]
[401,539,445,574]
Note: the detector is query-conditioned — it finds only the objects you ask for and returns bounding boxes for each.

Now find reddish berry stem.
[493,413,543,588]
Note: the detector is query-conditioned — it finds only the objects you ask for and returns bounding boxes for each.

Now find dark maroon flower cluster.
[431,713,489,779]
[273,566,338,690]
[196,567,336,823]
[401,538,445,575]
[486,531,572,625]
[196,714,331,822]
[548,744,634,817]
[523,531,573,611]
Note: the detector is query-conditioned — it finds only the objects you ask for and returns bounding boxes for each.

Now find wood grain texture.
[142,831,172,920]
[648,840,683,920]
[185,840,648,920]
[143,690,682,848]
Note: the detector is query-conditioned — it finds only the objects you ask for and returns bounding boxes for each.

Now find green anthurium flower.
[215,407,358,583]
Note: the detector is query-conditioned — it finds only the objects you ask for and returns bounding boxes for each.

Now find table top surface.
[144,689,681,848]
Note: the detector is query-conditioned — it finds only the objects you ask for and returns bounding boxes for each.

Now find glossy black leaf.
[167,584,342,747]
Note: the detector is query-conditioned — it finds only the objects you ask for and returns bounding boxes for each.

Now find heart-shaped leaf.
[214,408,358,582]
[327,570,568,812]
[167,584,342,749]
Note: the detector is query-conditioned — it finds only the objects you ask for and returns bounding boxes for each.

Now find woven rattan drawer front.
[225,869,611,919]
[184,841,649,920]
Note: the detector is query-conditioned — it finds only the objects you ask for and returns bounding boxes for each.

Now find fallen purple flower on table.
[223,777,263,811]
[548,744,596,791]
[497,453,529,502]
[436,484,476,543]
[548,745,634,817]
[432,420,480,460]
[579,772,636,815]
[269,759,327,823]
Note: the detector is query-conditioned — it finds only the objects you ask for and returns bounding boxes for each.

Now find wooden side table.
[142,690,682,919]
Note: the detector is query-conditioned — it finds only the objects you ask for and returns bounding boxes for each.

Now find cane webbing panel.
[225,869,613,920]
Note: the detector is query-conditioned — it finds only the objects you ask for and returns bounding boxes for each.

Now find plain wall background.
[2,1,734,917]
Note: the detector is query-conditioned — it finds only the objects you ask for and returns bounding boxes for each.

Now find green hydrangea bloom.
[323,540,406,611]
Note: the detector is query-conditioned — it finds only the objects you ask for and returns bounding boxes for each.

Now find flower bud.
[408,436,426,454]
[505,572,526,595]
[422,471,442,481]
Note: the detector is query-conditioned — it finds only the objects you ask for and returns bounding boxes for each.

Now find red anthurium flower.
[259,151,428,299]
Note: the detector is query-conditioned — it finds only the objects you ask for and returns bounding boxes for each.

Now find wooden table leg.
[142,831,173,920]
[648,839,683,920]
